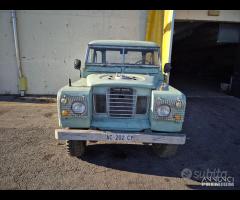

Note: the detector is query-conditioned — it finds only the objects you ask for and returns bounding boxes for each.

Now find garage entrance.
[170,21,240,98]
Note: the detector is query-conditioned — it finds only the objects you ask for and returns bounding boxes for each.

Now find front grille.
[106,88,136,118]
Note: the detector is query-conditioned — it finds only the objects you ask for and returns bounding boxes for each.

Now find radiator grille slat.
[107,88,136,118]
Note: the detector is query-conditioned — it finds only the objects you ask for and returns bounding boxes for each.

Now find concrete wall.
[0,10,147,94]
[0,11,19,94]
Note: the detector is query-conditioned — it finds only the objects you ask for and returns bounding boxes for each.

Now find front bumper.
[55,129,186,145]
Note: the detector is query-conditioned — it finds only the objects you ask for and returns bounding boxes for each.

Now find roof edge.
[88,40,159,48]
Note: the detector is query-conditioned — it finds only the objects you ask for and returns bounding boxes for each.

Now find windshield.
[86,46,160,67]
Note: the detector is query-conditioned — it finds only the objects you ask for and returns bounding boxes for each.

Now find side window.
[145,51,159,65]
[93,50,102,63]
[145,52,153,65]
[87,48,103,63]
[87,48,94,63]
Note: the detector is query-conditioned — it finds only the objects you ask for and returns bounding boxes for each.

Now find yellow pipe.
[19,76,28,91]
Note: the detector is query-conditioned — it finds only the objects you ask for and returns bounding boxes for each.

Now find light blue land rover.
[55,40,186,158]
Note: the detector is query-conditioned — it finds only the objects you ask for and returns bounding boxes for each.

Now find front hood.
[86,73,161,89]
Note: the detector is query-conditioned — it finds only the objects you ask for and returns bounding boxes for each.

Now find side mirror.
[164,63,172,73]
[74,59,81,70]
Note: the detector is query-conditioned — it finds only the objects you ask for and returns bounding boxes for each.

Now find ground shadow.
[82,143,186,177]
[82,97,240,189]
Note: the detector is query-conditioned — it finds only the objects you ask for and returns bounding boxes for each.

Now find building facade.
[0,10,240,95]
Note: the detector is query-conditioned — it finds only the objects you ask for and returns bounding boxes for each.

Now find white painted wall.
[0,10,147,94]
[0,11,19,94]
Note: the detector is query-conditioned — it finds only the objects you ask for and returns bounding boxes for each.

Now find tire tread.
[66,140,86,158]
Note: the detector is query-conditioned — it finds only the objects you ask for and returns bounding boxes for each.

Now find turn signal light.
[61,110,70,117]
[174,114,182,121]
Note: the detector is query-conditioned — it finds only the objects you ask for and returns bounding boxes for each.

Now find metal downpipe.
[11,10,27,96]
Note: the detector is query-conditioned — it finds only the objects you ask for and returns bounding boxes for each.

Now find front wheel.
[152,144,179,158]
[66,140,86,158]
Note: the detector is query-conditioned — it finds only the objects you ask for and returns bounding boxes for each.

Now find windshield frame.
[85,45,161,68]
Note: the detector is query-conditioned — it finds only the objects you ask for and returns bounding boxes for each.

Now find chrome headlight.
[156,105,171,117]
[71,101,86,114]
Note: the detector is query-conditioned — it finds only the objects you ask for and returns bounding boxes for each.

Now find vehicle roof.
[88,40,159,48]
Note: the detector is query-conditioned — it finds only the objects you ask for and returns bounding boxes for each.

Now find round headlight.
[156,105,171,117]
[71,102,86,114]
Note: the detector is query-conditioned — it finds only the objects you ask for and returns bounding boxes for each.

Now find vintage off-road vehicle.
[55,40,186,158]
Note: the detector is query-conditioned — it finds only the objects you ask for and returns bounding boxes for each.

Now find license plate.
[106,133,134,141]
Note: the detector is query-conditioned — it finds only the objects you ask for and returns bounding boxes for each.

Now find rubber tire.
[152,144,178,158]
[66,140,86,158]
